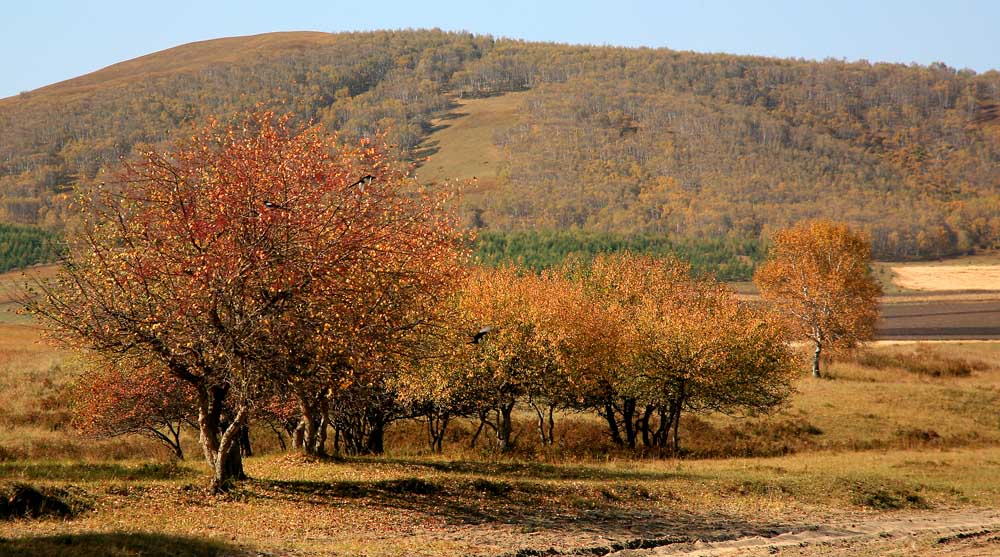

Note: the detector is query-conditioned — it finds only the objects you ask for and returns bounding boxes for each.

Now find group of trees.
[2,30,999,260]
[472,229,761,280]
[412,256,796,454]
[27,112,882,493]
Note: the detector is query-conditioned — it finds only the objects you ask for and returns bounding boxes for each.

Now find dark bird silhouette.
[349,174,375,192]
[470,326,494,344]
[263,200,290,211]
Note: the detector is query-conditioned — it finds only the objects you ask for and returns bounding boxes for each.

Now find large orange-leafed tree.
[754,220,883,378]
[27,111,463,490]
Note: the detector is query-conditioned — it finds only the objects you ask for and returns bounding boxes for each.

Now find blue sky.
[2,0,998,99]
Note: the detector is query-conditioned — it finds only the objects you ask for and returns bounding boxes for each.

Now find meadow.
[2,260,1000,556]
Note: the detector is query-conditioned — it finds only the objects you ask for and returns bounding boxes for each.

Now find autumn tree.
[629,268,794,452]
[754,220,883,378]
[26,111,463,490]
[448,266,567,452]
[70,359,196,459]
[568,253,794,452]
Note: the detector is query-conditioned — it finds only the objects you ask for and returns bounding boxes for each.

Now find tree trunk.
[604,400,623,446]
[622,398,637,449]
[292,420,305,450]
[239,425,252,457]
[639,404,655,448]
[670,382,686,455]
[301,406,318,454]
[212,407,248,492]
[652,406,670,448]
[671,402,682,455]
[427,407,450,453]
[196,385,246,492]
[530,400,554,446]
[470,411,490,449]
[364,415,386,455]
[812,342,822,378]
[547,405,555,446]
[496,400,516,452]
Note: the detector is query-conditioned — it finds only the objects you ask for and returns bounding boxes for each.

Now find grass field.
[2,314,1000,555]
[2,257,1000,556]
[875,252,1000,293]
[415,92,528,189]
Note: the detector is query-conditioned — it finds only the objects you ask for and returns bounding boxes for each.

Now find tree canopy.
[754,220,882,378]
[26,111,465,489]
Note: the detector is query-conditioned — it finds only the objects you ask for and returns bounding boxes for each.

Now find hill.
[2,30,1000,260]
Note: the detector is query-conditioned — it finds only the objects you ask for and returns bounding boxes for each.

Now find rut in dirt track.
[611,509,1000,556]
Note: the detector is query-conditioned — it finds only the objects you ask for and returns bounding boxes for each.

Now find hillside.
[2,30,1000,259]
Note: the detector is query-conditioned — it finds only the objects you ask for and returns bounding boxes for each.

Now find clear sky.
[2,0,998,99]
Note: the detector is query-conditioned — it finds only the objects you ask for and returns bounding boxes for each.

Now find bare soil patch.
[877,300,1000,339]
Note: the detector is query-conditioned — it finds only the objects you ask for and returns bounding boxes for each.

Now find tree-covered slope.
[1,30,998,260]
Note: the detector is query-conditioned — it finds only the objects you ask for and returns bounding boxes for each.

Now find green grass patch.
[0,461,193,482]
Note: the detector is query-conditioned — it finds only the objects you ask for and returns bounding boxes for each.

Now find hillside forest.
[1,29,999,263]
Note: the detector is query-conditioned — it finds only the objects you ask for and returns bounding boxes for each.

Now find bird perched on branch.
[350,174,375,192]
[263,200,290,211]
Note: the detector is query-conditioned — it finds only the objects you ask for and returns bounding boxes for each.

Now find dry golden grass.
[890,264,1000,292]
[415,92,529,194]
[0,264,58,324]
[2,32,342,105]
[3,326,1000,555]
[873,252,1000,295]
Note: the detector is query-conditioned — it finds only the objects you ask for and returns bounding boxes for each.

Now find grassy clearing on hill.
[415,92,527,190]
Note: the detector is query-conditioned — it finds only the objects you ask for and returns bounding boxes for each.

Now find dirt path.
[610,509,1000,556]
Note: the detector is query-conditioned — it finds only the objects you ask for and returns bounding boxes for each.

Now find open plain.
[1,258,1000,556]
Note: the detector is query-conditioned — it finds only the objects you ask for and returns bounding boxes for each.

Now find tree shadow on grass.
[347,456,701,482]
[253,476,794,543]
[0,532,243,557]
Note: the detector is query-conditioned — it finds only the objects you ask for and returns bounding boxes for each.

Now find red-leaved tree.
[27,111,464,490]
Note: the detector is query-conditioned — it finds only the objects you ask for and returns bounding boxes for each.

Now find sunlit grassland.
[414,91,528,191]
[2,262,1000,554]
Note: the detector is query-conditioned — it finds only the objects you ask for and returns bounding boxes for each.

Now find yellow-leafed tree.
[754,220,882,378]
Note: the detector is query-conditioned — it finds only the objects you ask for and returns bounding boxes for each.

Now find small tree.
[570,253,794,453]
[754,220,883,378]
[630,276,794,453]
[70,360,196,459]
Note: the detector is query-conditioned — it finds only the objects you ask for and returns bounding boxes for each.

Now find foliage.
[3,31,1000,260]
[405,254,795,455]
[570,254,795,452]
[755,220,883,377]
[68,360,196,459]
[25,111,464,489]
